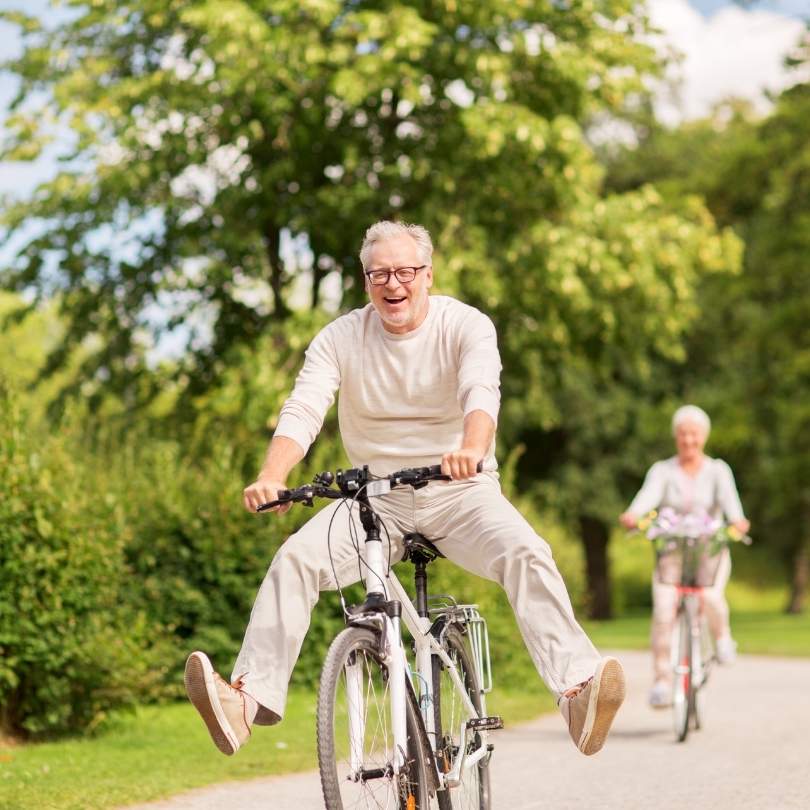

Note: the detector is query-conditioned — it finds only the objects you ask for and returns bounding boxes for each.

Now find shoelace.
[213,672,253,735]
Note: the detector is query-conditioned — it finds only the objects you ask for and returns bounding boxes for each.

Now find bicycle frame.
[346,509,491,791]
[265,465,496,799]
[674,586,713,683]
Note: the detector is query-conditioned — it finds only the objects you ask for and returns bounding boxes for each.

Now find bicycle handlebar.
[256,461,483,513]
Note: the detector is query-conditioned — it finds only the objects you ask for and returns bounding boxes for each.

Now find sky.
[0,0,807,197]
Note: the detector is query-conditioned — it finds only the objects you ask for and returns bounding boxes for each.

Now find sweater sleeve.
[628,461,667,516]
[456,310,502,424]
[273,324,341,455]
[714,459,746,523]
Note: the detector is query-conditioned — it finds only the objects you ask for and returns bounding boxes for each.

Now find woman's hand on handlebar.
[441,449,483,480]
[619,512,638,530]
[243,476,292,514]
[732,518,751,535]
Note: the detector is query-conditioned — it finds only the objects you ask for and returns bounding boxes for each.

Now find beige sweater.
[274,295,502,475]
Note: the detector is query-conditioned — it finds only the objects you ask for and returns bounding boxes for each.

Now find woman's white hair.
[672,405,711,437]
[359,220,434,269]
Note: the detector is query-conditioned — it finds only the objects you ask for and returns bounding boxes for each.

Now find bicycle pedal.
[466,715,503,731]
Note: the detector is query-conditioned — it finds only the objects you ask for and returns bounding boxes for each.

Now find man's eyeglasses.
[364,265,427,286]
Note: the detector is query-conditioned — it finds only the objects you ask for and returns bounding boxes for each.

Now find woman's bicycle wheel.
[671,607,693,742]
[432,625,491,810]
[318,626,431,809]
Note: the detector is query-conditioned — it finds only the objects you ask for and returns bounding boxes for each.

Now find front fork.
[347,529,410,777]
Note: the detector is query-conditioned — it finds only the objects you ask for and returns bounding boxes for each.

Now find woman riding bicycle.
[619,405,750,709]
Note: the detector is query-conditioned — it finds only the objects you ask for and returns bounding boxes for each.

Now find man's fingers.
[441,455,452,477]
[441,453,479,480]
[243,483,282,513]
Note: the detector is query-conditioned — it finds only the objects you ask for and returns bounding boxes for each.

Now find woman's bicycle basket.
[655,535,722,587]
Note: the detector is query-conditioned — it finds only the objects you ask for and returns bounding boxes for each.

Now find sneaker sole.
[579,657,626,756]
[184,652,240,756]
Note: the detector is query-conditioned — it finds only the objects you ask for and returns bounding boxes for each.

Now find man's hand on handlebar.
[441,449,484,480]
[243,477,292,515]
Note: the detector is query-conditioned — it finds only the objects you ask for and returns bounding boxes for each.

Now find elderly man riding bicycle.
[184,220,626,760]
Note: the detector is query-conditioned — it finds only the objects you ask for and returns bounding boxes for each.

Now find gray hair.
[672,405,711,437]
[359,220,434,270]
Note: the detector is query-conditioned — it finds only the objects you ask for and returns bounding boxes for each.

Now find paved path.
[125,651,809,809]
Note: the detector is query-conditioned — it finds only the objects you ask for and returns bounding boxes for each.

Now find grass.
[584,607,810,656]
[0,687,549,810]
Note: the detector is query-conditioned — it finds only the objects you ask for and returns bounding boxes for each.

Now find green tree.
[1,2,747,620]
[2,0,659,407]
[452,187,742,617]
[602,46,810,612]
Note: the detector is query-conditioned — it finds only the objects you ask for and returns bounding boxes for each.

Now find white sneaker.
[649,680,671,708]
[716,636,737,665]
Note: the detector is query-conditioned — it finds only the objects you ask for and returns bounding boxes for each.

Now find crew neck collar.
[373,296,435,341]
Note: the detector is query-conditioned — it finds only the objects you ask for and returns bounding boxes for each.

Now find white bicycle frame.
[672,591,713,692]
[346,521,492,791]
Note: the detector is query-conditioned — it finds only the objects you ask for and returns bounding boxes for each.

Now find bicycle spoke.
[434,628,489,810]
[320,630,425,810]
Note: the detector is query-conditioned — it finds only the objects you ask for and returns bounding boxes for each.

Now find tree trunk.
[311,261,325,310]
[786,540,808,614]
[579,514,612,620]
[264,224,289,317]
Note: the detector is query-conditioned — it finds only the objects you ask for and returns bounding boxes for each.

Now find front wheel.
[433,625,491,810]
[671,607,692,742]
[318,626,430,809]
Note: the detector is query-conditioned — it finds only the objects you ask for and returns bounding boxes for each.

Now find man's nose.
[384,272,402,290]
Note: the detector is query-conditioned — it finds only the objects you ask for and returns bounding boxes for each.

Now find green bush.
[111,426,352,693]
[0,391,160,738]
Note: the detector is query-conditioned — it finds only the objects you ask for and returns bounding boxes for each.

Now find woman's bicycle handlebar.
[256,461,483,512]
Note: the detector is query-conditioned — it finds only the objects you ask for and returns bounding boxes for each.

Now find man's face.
[365,234,433,334]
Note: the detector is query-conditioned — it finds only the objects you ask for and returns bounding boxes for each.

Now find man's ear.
[425,265,434,289]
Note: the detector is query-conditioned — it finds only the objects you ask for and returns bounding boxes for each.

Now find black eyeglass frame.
[363,265,428,286]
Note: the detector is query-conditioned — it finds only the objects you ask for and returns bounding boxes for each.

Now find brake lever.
[256,489,292,512]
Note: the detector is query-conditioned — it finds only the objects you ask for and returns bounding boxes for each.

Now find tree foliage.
[2,0,659,405]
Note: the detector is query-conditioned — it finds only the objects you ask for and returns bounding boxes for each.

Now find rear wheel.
[432,625,491,810]
[318,627,430,809]
[671,608,692,742]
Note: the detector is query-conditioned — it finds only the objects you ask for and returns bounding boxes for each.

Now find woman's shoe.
[648,680,671,708]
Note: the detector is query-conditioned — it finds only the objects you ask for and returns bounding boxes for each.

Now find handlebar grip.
[428,460,484,476]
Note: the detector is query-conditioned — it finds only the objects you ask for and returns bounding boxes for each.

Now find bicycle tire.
[433,625,491,810]
[318,626,431,810]
[691,618,710,732]
[672,607,692,742]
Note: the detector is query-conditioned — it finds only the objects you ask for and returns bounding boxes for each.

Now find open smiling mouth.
[384,296,407,305]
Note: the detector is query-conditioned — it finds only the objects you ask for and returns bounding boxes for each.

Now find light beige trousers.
[233,473,601,721]
[651,547,732,684]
